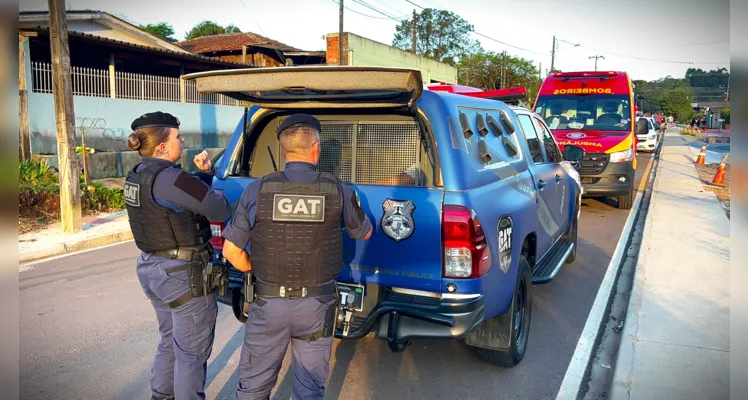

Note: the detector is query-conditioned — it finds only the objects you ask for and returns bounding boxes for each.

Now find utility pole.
[338,0,344,65]
[19,34,31,161]
[538,62,542,80]
[48,0,82,233]
[589,54,604,71]
[501,50,507,89]
[412,9,417,53]
[550,35,556,72]
[725,73,730,102]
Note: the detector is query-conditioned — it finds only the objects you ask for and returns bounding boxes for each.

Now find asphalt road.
[20,152,653,400]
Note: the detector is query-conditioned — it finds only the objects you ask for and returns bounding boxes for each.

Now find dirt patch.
[695,163,730,219]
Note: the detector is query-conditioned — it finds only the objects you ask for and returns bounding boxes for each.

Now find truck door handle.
[538,180,547,189]
[555,174,562,182]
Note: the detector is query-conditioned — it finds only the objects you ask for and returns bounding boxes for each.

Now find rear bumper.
[581,160,634,197]
[339,291,485,342]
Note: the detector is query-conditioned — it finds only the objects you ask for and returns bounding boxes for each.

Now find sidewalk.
[19,210,132,264]
[610,131,730,399]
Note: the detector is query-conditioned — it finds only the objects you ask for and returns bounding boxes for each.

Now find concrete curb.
[19,229,133,264]
[608,148,660,398]
[556,144,661,400]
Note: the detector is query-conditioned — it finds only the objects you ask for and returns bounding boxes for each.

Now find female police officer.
[125,112,231,400]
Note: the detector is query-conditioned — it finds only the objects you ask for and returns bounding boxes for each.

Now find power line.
[405,0,547,56]
[237,0,267,36]
[327,0,392,20]
[351,0,403,21]
[575,43,728,65]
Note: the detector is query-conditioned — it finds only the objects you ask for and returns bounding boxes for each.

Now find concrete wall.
[28,92,245,155]
[33,148,224,179]
[330,32,458,84]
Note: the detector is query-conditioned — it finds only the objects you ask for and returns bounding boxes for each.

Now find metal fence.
[30,62,242,106]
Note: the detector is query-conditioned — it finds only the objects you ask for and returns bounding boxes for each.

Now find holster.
[244,271,256,305]
[166,259,224,309]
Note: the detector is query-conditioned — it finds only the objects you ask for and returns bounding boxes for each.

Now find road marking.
[19,239,135,270]
[637,155,655,193]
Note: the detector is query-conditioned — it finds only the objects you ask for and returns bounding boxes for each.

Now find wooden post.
[109,54,116,98]
[242,45,247,64]
[48,0,82,233]
[19,34,31,161]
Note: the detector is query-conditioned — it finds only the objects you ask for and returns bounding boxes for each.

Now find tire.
[564,212,578,264]
[616,183,633,210]
[471,257,532,367]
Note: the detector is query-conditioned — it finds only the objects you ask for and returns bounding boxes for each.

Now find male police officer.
[125,112,231,400]
[222,113,373,400]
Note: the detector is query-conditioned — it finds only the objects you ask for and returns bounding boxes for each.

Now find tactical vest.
[124,163,212,254]
[249,171,344,286]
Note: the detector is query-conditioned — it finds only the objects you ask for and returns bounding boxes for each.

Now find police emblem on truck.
[123,182,140,207]
[272,194,325,222]
[381,199,416,242]
[497,216,513,273]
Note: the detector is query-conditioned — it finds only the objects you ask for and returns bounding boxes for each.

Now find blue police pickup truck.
[185,66,584,366]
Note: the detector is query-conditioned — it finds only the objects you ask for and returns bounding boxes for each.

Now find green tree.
[457,51,541,104]
[139,22,178,43]
[392,9,481,65]
[660,88,694,123]
[185,21,242,40]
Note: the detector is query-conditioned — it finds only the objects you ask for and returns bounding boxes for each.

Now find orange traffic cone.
[695,144,707,165]
[711,153,729,186]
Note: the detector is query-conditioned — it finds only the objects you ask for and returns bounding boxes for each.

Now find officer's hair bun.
[128,133,142,151]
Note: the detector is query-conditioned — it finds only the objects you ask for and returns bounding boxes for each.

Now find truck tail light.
[442,205,491,278]
[210,222,224,251]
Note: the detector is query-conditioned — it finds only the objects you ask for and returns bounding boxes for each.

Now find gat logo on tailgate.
[272,194,325,222]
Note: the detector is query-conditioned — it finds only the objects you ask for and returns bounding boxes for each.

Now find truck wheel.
[231,288,248,323]
[616,184,633,210]
[564,213,578,264]
[471,257,532,367]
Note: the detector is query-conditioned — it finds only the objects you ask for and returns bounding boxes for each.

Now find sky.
[19,0,730,82]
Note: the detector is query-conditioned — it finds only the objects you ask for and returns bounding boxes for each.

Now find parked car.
[185,66,584,366]
[636,117,659,152]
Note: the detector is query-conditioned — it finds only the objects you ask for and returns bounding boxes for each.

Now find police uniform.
[125,112,231,400]
[222,114,372,400]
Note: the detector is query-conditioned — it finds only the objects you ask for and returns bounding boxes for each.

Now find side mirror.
[563,144,585,161]
[635,118,649,135]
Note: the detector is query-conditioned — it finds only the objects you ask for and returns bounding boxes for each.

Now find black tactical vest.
[124,163,212,253]
[249,171,344,286]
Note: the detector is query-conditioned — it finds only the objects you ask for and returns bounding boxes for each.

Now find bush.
[721,107,730,124]
[19,160,125,231]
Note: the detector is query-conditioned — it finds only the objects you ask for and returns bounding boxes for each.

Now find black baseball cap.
[131,111,180,131]
[277,114,321,139]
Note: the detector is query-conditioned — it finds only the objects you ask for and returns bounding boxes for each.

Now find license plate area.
[337,282,365,312]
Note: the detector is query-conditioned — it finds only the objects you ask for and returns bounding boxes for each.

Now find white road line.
[19,239,135,270]
[555,192,643,400]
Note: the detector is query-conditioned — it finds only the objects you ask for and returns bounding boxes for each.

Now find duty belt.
[255,281,337,299]
[151,245,212,262]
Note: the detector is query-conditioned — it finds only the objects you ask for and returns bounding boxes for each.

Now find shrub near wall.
[19,160,126,233]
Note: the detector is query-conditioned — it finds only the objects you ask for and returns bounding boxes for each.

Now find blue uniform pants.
[235,294,337,400]
[136,253,218,400]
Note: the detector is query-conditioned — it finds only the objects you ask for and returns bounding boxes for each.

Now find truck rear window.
[534,94,632,134]
[236,116,437,187]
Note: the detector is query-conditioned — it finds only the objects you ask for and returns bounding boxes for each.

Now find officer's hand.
[193,150,212,172]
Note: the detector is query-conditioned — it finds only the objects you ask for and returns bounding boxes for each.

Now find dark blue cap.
[131,112,180,131]
[277,114,321,139]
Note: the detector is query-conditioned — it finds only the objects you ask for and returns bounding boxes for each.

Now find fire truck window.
[517,115,547,164]
[533,117,563,163]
